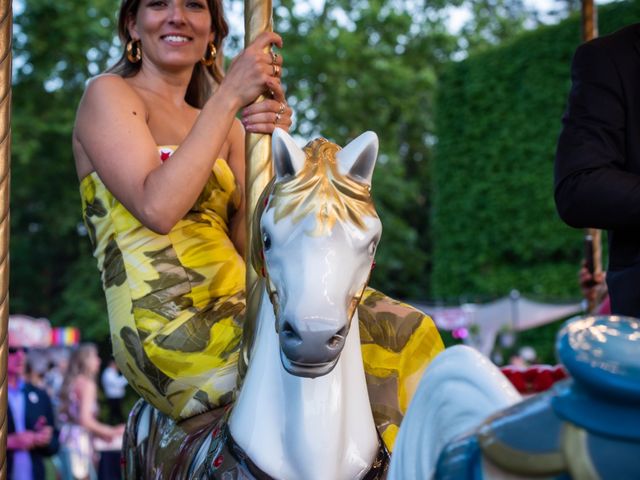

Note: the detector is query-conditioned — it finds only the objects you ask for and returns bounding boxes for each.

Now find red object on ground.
[500,365,568,394]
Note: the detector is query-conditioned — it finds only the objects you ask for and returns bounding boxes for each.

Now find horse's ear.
[272,128,305,181]
[336,131,378,186]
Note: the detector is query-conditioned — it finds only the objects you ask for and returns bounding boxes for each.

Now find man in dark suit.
[7,324,59,480]
[555,23,640,317]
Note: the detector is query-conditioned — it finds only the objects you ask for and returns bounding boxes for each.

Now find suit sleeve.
[554,40,640,230]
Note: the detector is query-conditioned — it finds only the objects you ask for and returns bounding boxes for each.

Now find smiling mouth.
[161,35,192,43]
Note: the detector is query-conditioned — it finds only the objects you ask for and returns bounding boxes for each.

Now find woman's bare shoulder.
[78,73,146,115]
[86,72,132,92]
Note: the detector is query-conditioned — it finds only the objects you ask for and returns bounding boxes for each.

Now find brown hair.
[58,344,99,421]
[107,0,229,108]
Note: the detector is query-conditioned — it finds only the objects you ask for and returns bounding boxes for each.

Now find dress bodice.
[79,146,246,306]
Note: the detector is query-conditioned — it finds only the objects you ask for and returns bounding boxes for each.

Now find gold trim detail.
[478,421,566,475]
[562,422,600,480]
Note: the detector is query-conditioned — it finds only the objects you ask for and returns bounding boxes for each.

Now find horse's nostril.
[327,326,348,349]
[282,321,301,341]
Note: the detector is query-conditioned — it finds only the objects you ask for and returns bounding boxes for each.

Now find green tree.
[276,0,537,298]
[11,0,117,337]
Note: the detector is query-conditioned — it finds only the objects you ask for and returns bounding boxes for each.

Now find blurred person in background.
[100,358,128,425]
[44,349,69,401]
[57,344,124,480]
[7,323,59,480]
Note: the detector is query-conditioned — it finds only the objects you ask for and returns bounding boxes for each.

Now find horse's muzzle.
[278,320,349,378]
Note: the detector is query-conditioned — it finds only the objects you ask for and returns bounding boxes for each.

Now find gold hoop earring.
[126,39,142,63]
[201,42,217,66]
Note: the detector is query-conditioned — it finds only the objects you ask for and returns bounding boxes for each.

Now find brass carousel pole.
[581,0,598,42]
[581,0,601,312]
[0,1,10,478]
[242,0,273,370]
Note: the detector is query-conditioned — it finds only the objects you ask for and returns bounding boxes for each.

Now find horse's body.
[390,315,640,480]
[124,129,394,479]
[388,345,522,480]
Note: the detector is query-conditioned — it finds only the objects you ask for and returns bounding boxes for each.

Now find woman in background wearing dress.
[57,345,124,480]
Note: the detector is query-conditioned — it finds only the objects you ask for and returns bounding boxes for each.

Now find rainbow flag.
[50,327,81,346]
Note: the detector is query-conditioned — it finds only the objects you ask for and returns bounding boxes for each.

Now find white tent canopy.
[414,292,582,356]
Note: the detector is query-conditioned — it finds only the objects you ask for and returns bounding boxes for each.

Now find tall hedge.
[432,1,640,301]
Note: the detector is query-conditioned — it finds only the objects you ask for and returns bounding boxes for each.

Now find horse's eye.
[368,241,377,256]
[263,232,272,251]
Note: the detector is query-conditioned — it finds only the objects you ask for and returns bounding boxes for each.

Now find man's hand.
[579,262,607,303]
[7,430,36,450]
[8,416,54,450]
[32,426,53,447]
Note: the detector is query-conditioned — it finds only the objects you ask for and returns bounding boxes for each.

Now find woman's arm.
[75,377,120,441]
[228,119,247,257]
[74,32,285,234]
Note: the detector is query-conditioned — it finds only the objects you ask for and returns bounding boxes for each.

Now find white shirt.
[101,366,128,399]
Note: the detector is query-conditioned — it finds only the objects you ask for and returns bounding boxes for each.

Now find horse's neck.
[229,288,379,480]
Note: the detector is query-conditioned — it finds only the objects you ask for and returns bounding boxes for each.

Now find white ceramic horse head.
[258,128,382,378]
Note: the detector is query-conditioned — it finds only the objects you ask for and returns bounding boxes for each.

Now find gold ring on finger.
[277,102,286,115]
[270,50,278,65]
[272,64,281,77]
[275,112,282,125]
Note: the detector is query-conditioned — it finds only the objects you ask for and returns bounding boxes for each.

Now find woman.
[75,0,292,421]
[57,345,124,480]
[76,0,443,449]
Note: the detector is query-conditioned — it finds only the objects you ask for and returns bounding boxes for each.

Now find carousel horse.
[389,315,640,480]
[123,129,401,479]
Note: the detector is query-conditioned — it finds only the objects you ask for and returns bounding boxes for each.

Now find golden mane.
[268,137,377,235]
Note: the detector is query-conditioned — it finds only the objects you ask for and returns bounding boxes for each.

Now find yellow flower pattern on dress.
[79,146,443,449]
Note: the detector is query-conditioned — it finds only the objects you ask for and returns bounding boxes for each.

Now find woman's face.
[129,0,214,71]
[86,349,101,376]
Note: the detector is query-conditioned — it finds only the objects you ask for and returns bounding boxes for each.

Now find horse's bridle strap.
[220,425,390,480]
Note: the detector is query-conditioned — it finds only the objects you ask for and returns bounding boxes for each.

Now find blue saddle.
[435,315,640,480]
[553,315,640,441]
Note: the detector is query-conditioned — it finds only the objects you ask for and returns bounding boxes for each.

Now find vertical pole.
[242,1,273,370]
[581,0,598,42]
[581,0,601,312]
[0,1,11,478]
